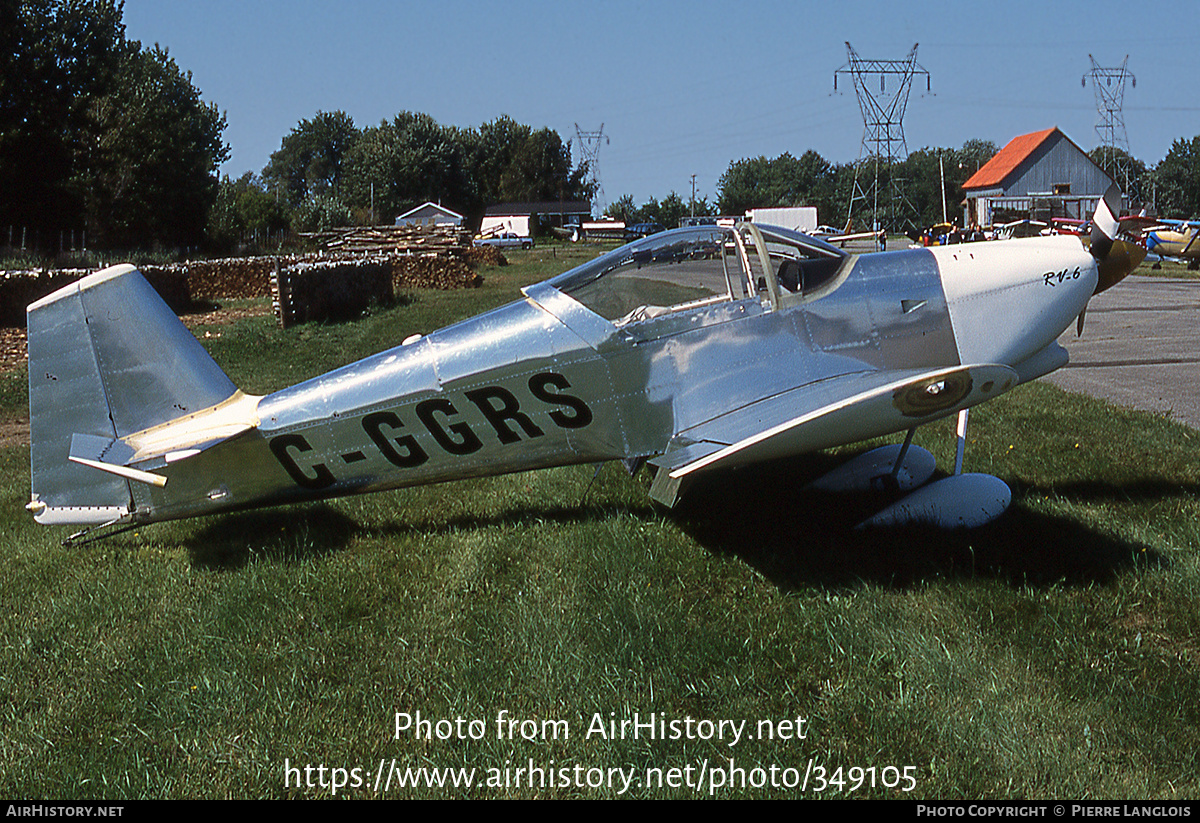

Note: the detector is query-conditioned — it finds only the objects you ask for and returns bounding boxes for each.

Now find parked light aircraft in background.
[26,187,1143,542]
[1143,220,1200,269]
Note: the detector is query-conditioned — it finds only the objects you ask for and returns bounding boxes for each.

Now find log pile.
[272,258,393,329]
[302,224,471,255]
[144,257,278,301]
[392,255,482,290]
[461,244,507,267]
[0,269,89,326]
[0,266,191,326]
[0,227,497,328]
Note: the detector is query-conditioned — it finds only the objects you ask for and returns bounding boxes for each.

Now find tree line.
[610,138,1200,235]
[2,2,594,255]
[2,0,227,251]
[208,110,594,252]
[606,142,999,234]
[7,2,1200,255]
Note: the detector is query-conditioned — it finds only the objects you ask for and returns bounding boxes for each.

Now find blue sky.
[121,0,1198,214]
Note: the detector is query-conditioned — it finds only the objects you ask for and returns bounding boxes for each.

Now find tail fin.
[27,264,239,525]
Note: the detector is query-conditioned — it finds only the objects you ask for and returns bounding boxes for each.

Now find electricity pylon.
[1083,55,1136,196]
[834,42,930,242]
[575,123,609,216]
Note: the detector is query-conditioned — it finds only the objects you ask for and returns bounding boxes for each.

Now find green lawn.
[1,246,1198,798]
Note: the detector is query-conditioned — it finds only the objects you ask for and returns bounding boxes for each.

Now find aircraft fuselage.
[27,224,1106,528]
[129,233,1097,524]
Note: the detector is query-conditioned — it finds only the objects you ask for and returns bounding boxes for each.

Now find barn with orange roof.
[962,127,1114,229]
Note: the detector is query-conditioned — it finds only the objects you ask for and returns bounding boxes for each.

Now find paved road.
[1046,274,1200,428]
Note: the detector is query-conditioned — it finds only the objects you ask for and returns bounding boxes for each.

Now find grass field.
[1,246,1198,798]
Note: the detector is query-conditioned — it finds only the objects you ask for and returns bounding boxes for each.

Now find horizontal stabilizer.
[117,390,260,468]
[63,387,262,491]
[69,434,166,488]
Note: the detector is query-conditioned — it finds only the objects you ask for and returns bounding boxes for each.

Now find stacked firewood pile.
[0,269,89,326]
[391,255,482,290]
[0,227,498,329]
[303,224,472,255]
[461,244,506,267]
[272,258,394,329]
[142,257,277,301]
[0,266,191,325]
[270,253,484,327]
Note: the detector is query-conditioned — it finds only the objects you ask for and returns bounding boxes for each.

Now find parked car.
[474,232,532,249]
[623,222,665,241]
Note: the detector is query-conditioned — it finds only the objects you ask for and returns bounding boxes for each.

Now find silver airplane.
[26,187,1143,540]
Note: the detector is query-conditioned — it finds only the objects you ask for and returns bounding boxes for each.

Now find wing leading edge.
[647,363,1018,506]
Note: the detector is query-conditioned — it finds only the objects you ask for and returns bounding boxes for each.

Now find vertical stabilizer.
[27,264,238,524]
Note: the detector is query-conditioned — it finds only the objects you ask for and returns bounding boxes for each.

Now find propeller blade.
[1089,184,1146,294]
[1095,238,1147,294]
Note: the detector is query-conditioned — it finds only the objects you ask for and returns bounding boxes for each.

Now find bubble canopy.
[545,224,848,324]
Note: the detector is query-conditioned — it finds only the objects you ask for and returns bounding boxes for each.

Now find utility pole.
[690,174,697,218]
[575,123,609,217]
[1083,55,1135,197]
[834,42,930,244]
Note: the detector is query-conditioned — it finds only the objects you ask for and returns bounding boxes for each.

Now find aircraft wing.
[647,363,1017,506]
[1118,215,1161,235]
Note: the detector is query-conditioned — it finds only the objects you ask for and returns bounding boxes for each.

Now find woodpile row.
[0,227,496,328]
[0,267,192,325]
[272,259,392,329]
[271,255,483,328]
[302,223,472,255]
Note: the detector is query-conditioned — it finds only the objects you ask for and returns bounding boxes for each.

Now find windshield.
[548,226,744,324]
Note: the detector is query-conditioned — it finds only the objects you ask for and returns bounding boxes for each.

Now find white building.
[395,202,464,228]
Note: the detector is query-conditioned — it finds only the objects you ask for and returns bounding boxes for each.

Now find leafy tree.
[470,115,532,207]
[497,128,591,204]
[328,112,590,226]
[262,110,359,207]
[687,195,716,219]
[1088,146,1147,202]
[717,150,837,220]
[885,140,999,230]
[1,1,228,250]
[1155,136,1200,218]
[957,139,998,177]
[84,41,228,247]
[652,192,688,228]
[605,194,637,223]
[341,111,475,223]
[0,0,126,240]
[294,193,353,233]
[207,173,288,251]
[896,148,958,228]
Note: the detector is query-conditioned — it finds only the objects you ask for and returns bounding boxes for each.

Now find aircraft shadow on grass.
[673,452,1178,590]
[184,505,362,569]
[181,450,1183,590]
